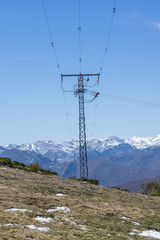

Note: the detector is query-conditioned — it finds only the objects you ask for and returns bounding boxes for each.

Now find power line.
[63,92,73,141]
[101,93,160,107]
[90,1,117,138]
[92,101,98,137]
[78,0,82,73]
[42,0,74,140]
[85,91,160,108]
[42,0,61,74]
[100,0,117,73]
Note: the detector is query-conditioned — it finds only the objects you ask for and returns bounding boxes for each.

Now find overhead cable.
[42,0,74,140]
[63,92,73,140]
[100,0,117,73]
[92,101,98,137]
[42,0,61,74]
[87,92,160,108]
[78,0,82,73]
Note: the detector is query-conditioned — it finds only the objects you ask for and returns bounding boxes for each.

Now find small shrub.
[29,162,41,172]
[69,177,99,185]
[141,181,160,196]
[12,161,26,170]
[0,157,12,167]
[111,187,120,190]
[40,169,52,175]
[121,189,131,193]
[69,176,78,180]
[13,161,25,167]
[88,179,99,185]
[80,177,88,182]
[40,169,58,176]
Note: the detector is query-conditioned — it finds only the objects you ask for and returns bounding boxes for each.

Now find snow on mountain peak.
[5,144,19,150]
[18,140,79,157]
[87,136,125,152]
[125,135,160,149]
[3,134,160,159]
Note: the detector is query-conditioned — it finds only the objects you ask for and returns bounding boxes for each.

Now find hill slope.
[1,167,160,239]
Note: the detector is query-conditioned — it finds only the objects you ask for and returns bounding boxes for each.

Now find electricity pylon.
[61,73,100,180]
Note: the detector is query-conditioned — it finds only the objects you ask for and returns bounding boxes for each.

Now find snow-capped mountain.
[17,140,79,163]
[18,140,79,155]
[1,134,160,165]
[2,136,130,163]
[1,134,160,187]
[3,134,160,157]
[7,136,125,155]
[0,146,6,154]
[5,144,19,150]
[125,135,160,149]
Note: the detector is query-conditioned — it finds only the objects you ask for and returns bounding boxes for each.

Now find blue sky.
[0,0,160,145]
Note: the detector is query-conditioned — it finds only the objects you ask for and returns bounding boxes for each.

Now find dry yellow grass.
[1,166,160,239]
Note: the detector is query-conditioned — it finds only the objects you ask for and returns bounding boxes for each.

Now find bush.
[141,181,160,196]
[40,169,51,175]
[69,176,78,180]
[0,158,57,176]
[29,162,41,172]
[12,161,26,170]
[13,161,25,167]
[80,177,88,182]
[88,179,99,185]
[40,169,58,176]
[0,157,12,167]
[121,189,131,193]
[111,187,120,190]
[69,176,99,185]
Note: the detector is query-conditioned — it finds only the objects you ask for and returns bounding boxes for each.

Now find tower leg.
[78,75,88,180]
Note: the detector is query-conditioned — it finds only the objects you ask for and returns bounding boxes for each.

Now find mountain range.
[1,135,160,188]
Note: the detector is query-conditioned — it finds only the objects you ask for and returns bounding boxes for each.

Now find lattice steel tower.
[61,73,100,180]
[78,74,88,179]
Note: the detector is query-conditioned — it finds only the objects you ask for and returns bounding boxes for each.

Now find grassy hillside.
[1,167,160,239]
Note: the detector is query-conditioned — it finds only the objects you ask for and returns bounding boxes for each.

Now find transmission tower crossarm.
[61,73,100,77]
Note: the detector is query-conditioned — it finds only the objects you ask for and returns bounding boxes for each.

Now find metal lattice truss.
[61,73,100,180]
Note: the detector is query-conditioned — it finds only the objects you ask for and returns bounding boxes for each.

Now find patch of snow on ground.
[139,230,160,239]
[34,216,56,223]
[47,206,70,213]
[26,225,50,232]
[80,225,87,230]
[132,221,140,226]
[129,229,160,239]
[4,223,18,226]
[56,193,68,197]
[4,208,31,213]
[63,217,76,226]
[121,216,130,220]
[70,221,76,226]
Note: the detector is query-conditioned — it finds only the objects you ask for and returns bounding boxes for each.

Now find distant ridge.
[1,134,160,187]
[116,176,160,193]
[2,134,160,156]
